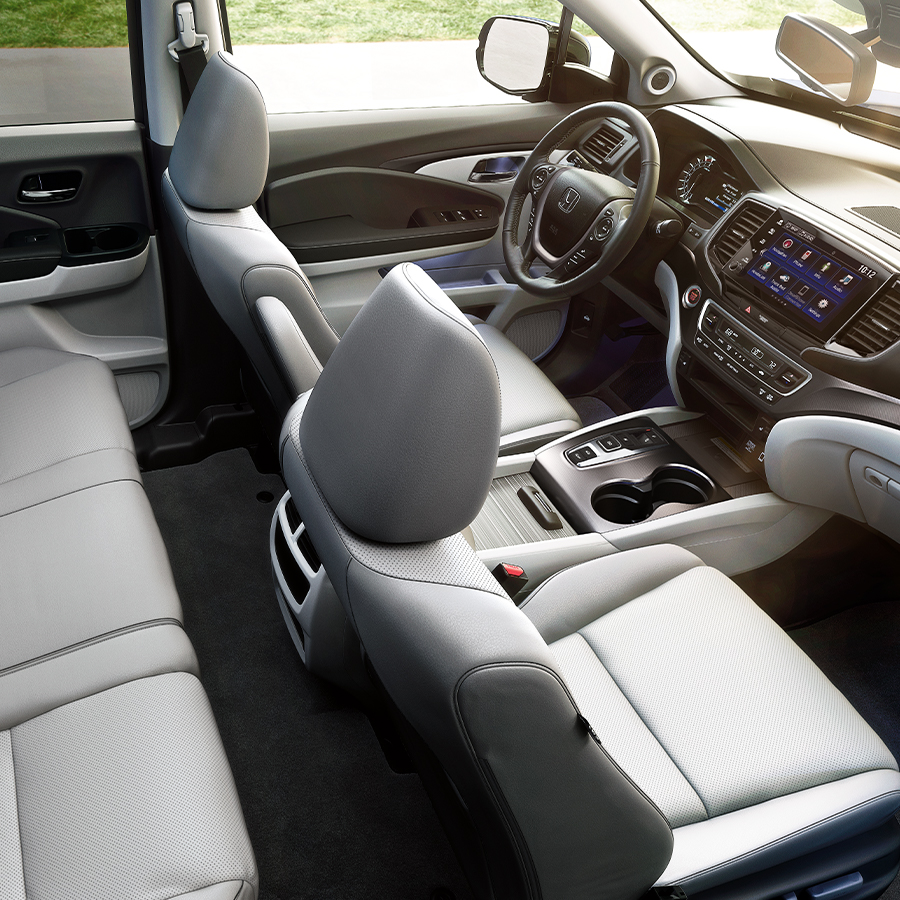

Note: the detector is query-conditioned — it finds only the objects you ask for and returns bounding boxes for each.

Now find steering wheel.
[503,102,660,299]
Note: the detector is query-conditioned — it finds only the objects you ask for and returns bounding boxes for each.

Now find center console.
[661,196,900,480]
[535,417,731,532]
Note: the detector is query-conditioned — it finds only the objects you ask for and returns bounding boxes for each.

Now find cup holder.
[61,223,148,266]
[592,465,715,524]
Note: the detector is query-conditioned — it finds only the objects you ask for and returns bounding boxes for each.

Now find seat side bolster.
[344,560,671,900]
[254,296,323,399]
[520,544,705,643]
[457,663,674,900]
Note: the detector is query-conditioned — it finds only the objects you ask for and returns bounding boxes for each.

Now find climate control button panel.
[694,300,811,405]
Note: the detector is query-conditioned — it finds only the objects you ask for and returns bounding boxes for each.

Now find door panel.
[415,152,570,360]
[263,105,577,344]
[0,122,168,427]
[267,166,502,263]
[266,103,581,180]
[299,147,570,362]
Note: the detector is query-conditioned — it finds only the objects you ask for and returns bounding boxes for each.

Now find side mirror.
[776,13,876,106]
[476,16,592,101]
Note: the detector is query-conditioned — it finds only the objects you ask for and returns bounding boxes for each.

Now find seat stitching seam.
[0,443,137,487]
[0,469,140,518]
[0,619,184,680]
[0,354,101,390]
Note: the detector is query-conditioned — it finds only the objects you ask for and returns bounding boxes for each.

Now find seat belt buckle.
[491,562,529,601]
[168,1,210,61]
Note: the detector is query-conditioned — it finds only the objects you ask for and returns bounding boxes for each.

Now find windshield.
[640,0,900,112]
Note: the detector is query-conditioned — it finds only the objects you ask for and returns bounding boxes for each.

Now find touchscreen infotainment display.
[734,211,888,334]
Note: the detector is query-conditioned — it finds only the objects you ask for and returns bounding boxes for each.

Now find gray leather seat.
[0,346,138,515]
[279,261,900,900]
[0,344,260,900]
[162,50,581,454]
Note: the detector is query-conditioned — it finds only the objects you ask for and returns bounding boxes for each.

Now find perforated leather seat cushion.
[0,673,258,900]
[521,545,900,891]
[0,480,183,673]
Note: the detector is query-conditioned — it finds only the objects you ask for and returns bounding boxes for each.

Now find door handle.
[468,155,526,184]
[18,172,82,203]
[19,187,78,202]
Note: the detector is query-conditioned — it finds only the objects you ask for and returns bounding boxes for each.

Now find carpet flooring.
[143,449,472,900]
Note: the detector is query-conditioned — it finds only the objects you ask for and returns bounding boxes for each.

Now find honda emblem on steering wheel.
[559,187,580,213]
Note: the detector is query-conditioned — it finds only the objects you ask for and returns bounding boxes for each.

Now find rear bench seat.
[0,347,259,900]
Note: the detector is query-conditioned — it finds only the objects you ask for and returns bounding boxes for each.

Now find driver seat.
[161,50,582,454]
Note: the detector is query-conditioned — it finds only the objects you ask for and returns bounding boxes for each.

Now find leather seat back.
[162,51,338,412]
[280,262,673,900]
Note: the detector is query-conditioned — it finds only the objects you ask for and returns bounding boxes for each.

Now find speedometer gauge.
[676,154,717,204]
[675,153,741,219]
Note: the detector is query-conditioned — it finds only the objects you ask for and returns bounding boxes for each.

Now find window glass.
[640,0,900,112]
[227,2,614,113]
[0,0,133,126]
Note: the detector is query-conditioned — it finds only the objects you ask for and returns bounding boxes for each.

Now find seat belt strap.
[177,44,208,95]
[167,1,210,101]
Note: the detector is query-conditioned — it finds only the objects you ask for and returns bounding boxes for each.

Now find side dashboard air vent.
[710,199,772,267]
[582,122,627,165]
[839,280,900,355]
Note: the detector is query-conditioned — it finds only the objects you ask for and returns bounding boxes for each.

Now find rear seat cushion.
[0,346,260,900]
[0,480,183,671]
[2,672,258,900]
[0,347,138,516]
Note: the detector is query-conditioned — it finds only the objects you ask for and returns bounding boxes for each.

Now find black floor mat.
[791,601,900,900]
[143,449,472,900]
[609,360,671,410]
[791,601,900,764]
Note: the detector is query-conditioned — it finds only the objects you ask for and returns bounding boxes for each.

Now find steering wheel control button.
[683,285,703,308]
[598,435,622,452]
[530,166,554,193]
[594,217,614,241]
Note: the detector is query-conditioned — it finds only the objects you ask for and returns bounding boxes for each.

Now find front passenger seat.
[161,51,582,454]
[280,261,900,900]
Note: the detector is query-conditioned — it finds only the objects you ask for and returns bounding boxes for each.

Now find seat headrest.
[298,263,502,544]
[168,51,269,211]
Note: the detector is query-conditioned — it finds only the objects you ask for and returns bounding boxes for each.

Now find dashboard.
[564,99,900,497]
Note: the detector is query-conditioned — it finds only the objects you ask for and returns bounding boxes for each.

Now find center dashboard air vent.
[581,122,628,166]
[710,199,772,268]
[838,280,900,355]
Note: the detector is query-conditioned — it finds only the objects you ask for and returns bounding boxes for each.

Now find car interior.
[6,0,900,899]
